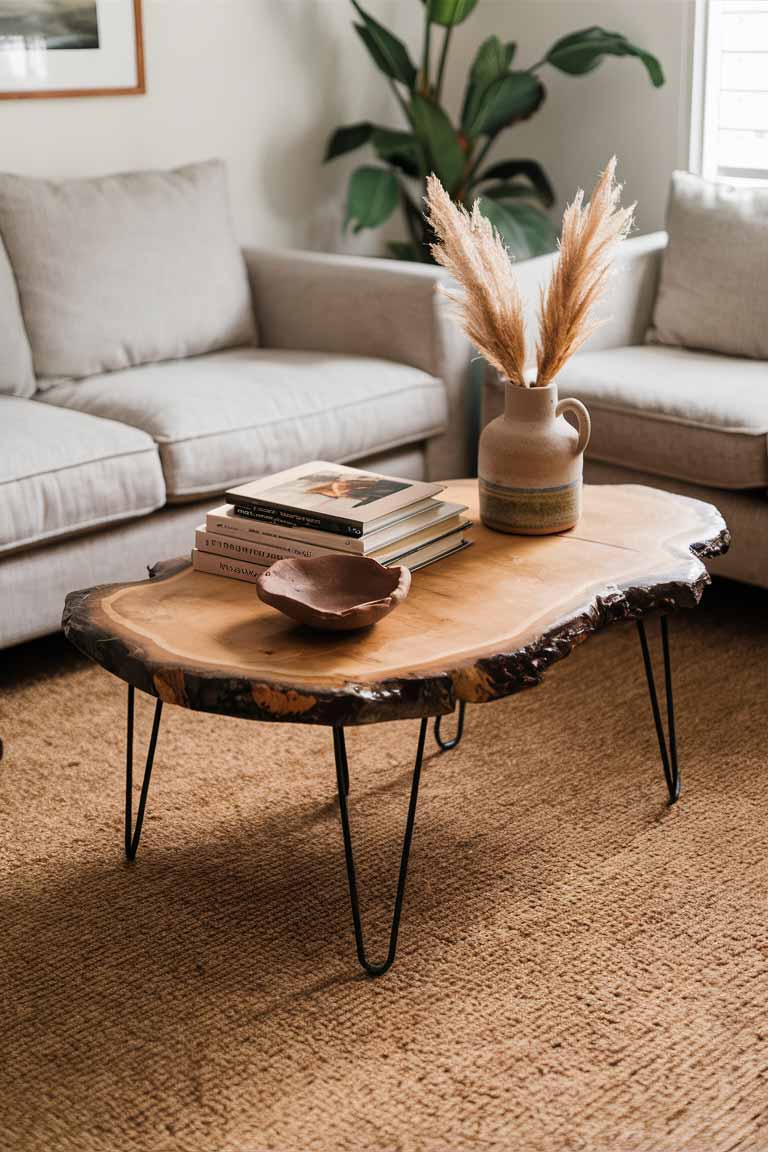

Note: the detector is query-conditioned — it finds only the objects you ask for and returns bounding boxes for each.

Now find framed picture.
[0,0,144,99]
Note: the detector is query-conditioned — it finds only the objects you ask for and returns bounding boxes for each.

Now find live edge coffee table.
[63,482,728,977]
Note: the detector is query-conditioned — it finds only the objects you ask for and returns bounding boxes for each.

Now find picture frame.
[0,0,144,100]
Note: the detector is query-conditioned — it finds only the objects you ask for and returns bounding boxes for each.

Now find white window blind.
[701,0,768,182]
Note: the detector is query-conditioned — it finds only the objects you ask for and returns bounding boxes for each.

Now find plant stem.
[465,137,494,190]
[435,26,453,101]
[388,77,412,125]
[421,10,432,92]
[399,184,422,247]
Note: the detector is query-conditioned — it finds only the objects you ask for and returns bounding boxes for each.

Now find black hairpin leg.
[333,718,428,977]
[637,616,679,804]
[434,700,466,752]
[125,684,163,860]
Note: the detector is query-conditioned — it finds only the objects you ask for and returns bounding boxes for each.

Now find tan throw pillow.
[649,170,768,360]
[0,235,35,397]
[0,160,257,385]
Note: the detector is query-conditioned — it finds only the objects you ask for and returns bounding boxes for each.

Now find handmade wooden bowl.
[255,554,411,631]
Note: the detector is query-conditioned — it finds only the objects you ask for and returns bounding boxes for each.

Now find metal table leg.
[637,616,679,804]
[125,684,163,860]
[333,719,428,977]
[433,700,466,752]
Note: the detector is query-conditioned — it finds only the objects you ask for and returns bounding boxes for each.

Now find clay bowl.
[255,554,411,631]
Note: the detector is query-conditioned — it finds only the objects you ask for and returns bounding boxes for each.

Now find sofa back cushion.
[0,235,35,397]
[0,160,257,385]
[649,170,768,360]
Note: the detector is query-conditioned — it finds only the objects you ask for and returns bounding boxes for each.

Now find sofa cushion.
[650,171,768,360]
[39,348,448,501]
[555,345,768,490]
[0,236,34,398]
[0,160,256,385]
[0,397,166,555]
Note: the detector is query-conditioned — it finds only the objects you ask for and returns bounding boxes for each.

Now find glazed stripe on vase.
[479,477,582,535]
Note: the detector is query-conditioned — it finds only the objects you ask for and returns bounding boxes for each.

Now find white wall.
[0,0,696,251]
[0,0,402,252]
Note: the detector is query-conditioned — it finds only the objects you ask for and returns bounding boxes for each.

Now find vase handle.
[556,397,591,455]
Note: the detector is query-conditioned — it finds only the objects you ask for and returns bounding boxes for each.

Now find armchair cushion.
[556,344,768,490]
[0,160,256,385]
[39,347,448,501]
[650,171,768,360]
[0,397,165,555]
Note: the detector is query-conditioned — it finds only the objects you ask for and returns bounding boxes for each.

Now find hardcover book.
[192,549,266,584]
[192,529,470,583]
[205,500,468,555]
[226,462,444,538]
[195,514,471,569]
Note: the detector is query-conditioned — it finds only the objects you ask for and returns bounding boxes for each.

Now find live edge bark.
[62,528,730,729]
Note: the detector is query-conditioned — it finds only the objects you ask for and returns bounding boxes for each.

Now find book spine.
[205,512,364,553]
[408,539,472,572]
[192,548,265,585]
[231,502,363,539]
[196,529,329,565]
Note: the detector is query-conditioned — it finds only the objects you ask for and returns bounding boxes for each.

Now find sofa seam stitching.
[572,398,768,436]
[146,379,446,447]
[0,498,167,556]
[0,446,162,488]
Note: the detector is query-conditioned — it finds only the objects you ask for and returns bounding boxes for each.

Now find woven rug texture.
[0,580,766,1152]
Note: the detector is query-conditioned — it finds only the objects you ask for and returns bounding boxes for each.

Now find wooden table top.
[63,482,728,726]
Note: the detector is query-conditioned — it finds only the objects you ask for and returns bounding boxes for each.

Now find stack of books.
[191,461,472,584]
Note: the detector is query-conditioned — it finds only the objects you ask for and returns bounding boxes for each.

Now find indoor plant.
[325,1,662,260]
[425,157,634,533]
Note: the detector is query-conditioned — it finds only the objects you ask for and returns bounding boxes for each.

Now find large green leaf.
[473,158,554,206]
[464,71,544,138]
[371,128,423,177]
[344,166,400,232]
[461,35,516,134]
[324,123,423,176]
[351,1,417,87]
[546,27,664,87]
[410,93,466,191]
[476,198,557,258]
[325,122,374,162]
[421,0,478,27]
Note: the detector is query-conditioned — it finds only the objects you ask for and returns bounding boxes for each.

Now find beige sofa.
[0,163,472,650]
[483,207,768,590]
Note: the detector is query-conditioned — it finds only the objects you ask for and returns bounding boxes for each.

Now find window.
[697,0,768,183]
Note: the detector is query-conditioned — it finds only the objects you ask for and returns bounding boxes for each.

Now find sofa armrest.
[243,247,474,479]
[511,231,667,367]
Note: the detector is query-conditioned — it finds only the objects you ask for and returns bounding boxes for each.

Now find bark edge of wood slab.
[62,483,729,727]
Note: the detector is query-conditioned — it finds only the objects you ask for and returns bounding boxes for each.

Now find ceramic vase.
[478,379,591,535]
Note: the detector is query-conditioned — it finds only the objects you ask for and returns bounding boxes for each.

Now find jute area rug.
[1,579,766,1152]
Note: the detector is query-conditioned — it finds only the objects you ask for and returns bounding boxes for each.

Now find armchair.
[482,231,768,588]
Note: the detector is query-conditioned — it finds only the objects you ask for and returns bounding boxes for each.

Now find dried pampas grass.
[425,173,527,387]
[424,157,634,388]
[536,157,634,387]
